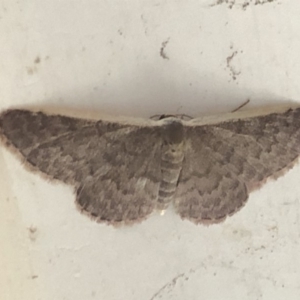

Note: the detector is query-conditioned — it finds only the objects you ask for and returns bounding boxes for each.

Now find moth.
[0,105,299,225]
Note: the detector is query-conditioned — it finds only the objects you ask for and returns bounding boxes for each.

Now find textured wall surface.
[1,1,300,299]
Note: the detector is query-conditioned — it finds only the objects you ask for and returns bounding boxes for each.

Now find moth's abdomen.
[157,145,184,210]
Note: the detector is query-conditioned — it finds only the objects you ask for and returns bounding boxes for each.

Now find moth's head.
[158,114,177,120]
[161,118,184,145]
[151,114,192,121]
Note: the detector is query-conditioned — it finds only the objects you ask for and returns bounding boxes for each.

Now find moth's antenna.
[150,114,163,120]
[231,99,250,113]
[177,114,193,120]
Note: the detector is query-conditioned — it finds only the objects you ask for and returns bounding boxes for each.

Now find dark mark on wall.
[160,38,170,60]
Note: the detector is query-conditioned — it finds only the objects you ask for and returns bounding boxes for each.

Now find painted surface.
[1,0,300,299]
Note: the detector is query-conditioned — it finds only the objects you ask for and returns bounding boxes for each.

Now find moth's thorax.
[160,118,184,145]
[157,118,185,210]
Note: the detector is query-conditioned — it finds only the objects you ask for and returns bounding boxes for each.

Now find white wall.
[1,1,300,299]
